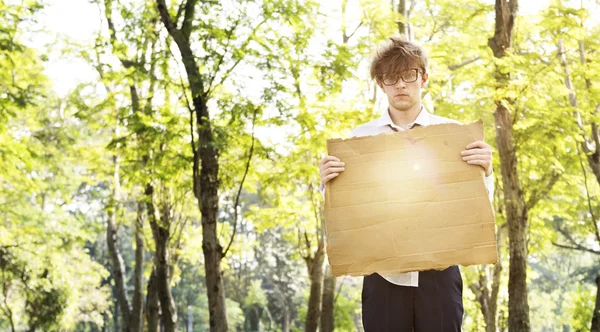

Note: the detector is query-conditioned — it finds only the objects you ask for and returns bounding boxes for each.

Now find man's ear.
[421,72,429,87]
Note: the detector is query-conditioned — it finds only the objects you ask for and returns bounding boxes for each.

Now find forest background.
[1,0,600,331]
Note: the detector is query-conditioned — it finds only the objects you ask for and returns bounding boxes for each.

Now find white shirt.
[327,106,494,287]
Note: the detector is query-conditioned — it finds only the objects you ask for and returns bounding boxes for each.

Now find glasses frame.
[382,68,423,86]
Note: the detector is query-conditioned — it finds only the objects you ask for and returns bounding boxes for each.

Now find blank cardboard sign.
[324,120,497,277]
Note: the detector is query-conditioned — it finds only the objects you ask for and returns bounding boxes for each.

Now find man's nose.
[395,79,407,88]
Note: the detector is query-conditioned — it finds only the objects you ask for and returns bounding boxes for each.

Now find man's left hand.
[461,141,493,176]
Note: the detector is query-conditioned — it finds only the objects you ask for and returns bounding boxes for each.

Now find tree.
[153,0,292,329]
[0,1,110,330]
[487,0,532,330]
[546,2,600,329]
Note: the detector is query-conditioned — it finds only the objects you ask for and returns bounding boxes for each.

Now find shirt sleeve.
[484,170,494,203]
[319,182,325,199]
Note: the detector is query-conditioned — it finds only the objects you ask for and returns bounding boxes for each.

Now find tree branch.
[552,242,600,255]
[304,231,312,253]
[525,170,561,210]
[554,221,600,255]
[577,143,600,244]
[175,0,186,26]
[448,55,481,71]
[103,0,118,47]
[223,106,258,257]
[206,17,242,93]
[343,21,363,44]
[208,18,268,95]
[156,0,180,37]
[333,276,346,304]
[181,0,198,40]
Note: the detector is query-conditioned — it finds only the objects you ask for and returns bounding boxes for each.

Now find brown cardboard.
[324,120,497,277]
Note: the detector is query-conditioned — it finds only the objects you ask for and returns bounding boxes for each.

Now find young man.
[318,38,494,331]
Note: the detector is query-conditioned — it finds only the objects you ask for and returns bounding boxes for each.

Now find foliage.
[2,0,600,331]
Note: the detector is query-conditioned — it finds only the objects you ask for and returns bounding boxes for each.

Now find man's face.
[378,67,428,112]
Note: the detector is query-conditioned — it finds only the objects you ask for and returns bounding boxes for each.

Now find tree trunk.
[591,276,600,332]
[107,218,131,332]
[146,184,178,332]
[397,0,408,37]
[320,264,336,332]
[488,0,529,331]
[487,255,502,331]
[101,3,157,330]
[354,311,365,332]
[577,40,600,185]
[146,269,160,332]
[187,305,194,332]
[114,296,120,332]
[131,201,145,332]
[106,153,132,332]
[494,88,529,332]
[470,227,503,332]
[472,264,502,332]
[282,304,290,332]
[155,1,228,330]
[304,243,325,332]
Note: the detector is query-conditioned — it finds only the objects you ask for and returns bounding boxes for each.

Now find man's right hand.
[319,156,345,187]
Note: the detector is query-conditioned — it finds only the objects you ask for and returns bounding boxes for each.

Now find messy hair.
[370,37,429,83]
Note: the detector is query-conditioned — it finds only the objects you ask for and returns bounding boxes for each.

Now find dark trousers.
[361,266,463,332]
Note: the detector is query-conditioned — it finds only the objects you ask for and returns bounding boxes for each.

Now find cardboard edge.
[326,120,485,144]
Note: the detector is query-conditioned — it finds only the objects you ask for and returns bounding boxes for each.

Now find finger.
[466,160,489,167]
[323,173,340,184]
[324,161,345,169]
[462,154,490,161]
[320,156,340,166]
[461,148,492,156]
[322,168,345,179]
[324,167,345,174]
[465,141,488,149]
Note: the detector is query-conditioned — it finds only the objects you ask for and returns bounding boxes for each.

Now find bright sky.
[23,0,101,96]
[23,0,565,98]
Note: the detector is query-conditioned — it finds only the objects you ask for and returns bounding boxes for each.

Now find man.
[318,37,494,331]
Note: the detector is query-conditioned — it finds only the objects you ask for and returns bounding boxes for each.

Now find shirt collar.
[378,105,431,130]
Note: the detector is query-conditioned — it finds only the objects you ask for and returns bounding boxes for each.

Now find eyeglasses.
[382,68,422,86]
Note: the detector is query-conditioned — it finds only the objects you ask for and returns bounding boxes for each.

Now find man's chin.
[390,101,415,112]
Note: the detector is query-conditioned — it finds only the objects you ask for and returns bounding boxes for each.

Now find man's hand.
[461,141,493,176]
[319,156,345,186]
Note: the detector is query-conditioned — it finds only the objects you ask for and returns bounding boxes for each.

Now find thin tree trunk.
[470,227,503,332]
[472,264,502,332]
[114,296,120,332]
[187,305,194,332]
[282,303,290,332]
[397,0,407,37]
[591,276,600,332]
[155,1,228,330]
[146,269,160,332]
[1,281,16,332]
[577,41,600,185]
[354,312,365,332]
[487,256,502,331]
[107,152,132,332]
[101,3,158,330]
[320,264,336,332]
[131,202,145,332]
[559,40,600,332]
[397,0,414,40]
[488,0,529,331]
[304,243,325,332]
[146,184,178,332]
